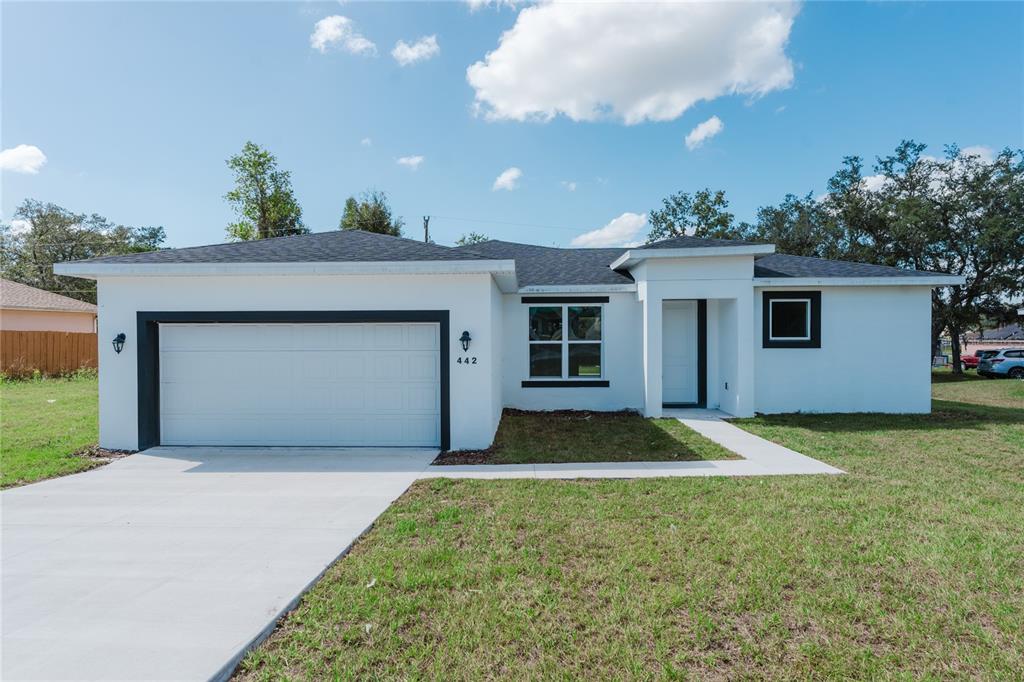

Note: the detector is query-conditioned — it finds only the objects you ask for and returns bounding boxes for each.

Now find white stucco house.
[55,230,963,452]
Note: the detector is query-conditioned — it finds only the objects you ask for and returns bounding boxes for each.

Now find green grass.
[0,374,100,488]
[439,409,739,464]
[240,373,1023,680]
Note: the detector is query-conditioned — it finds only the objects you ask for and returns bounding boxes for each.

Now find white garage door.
[159,323,440,447]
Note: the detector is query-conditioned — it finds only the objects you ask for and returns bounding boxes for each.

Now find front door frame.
[136,310,451,451]
[661,299,707,409]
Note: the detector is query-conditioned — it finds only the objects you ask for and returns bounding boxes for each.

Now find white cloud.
[684,116,724,150]
[8,218,33,236]
[492,166,522,191]
[467,1,798,124]
[561,180,577,192]
[571,212,648,248]
[396,155,425,170]
[960,145,995,163]
[392,35,440,66]
[0,144,47,174]
[360,137,372,146]
[310,15,376,55]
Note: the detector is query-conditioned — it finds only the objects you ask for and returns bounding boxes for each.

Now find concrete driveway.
[1,447,437,681]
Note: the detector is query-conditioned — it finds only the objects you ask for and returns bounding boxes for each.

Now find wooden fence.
[1,331,98,376]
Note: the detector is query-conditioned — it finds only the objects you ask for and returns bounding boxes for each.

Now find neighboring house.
[55,230,963,452]
[963,323,1024,357]
[0,278,97,333]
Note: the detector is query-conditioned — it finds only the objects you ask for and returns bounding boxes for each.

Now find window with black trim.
[528,305,602,378]
[762,291,821,348]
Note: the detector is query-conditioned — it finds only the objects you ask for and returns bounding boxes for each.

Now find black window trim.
[526,303,607,385]
[762,291,821,349]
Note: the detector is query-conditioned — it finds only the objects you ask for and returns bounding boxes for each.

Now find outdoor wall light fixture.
[459,330,472,352]
[112,333,126,354]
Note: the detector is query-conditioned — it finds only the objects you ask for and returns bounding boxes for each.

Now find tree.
[224,142,306,241]
[751,192,836,258]
[338,190,404,236]
[0,199,165,303]
[455,232,489,246]
[646,188,749,242]
[877,143,1024,372]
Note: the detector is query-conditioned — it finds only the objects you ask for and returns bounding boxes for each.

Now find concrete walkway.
[1,447,438,682]
[420,409,842,479]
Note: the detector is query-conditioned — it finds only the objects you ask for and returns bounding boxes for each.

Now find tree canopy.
[0,199,165,303]
[338,190,404,236]
[224,142,306,241]
[455,232,489,246]
[646,188,739,242]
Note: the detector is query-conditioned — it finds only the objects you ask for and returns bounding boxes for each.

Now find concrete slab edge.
[210,518,377,682]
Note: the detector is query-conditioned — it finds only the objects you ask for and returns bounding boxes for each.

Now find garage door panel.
[407,385,438,411]
[408,354,438,380]
[407,324,439,349]
[159,323,440,447]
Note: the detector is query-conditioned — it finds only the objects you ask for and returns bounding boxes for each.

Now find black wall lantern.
[112,333,126,354]
[459,330,472,352]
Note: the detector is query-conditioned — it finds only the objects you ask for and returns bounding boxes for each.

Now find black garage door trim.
[137,311,450,451]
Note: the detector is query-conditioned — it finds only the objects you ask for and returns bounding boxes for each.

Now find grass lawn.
[0,374,100,488]
[240,373,1023,680]
[437,409,739,464]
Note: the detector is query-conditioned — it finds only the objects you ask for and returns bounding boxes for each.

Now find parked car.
[962,349,1000,370]
[977,348,1024,379]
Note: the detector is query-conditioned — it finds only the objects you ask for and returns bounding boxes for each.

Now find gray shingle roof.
[451,241,634,288]
[66,230,500,265]
[0,278,97,313]
[752,254,950,279]
[975,323,1023,341]
[639,234,763,249]
[60,228,952,286]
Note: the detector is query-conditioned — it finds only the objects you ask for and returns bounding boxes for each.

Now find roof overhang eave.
[754,275,966,287]
[610,244,776,270]
[53,259,518,281]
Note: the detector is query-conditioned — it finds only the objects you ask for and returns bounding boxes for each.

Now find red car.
[961,350,999,369]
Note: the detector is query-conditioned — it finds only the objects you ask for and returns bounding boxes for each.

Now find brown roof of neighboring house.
[0,279,97,313]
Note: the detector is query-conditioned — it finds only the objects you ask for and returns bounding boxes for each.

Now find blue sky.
[2,1,1022,249]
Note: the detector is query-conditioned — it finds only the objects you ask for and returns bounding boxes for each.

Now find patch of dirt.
[72,444,136,463]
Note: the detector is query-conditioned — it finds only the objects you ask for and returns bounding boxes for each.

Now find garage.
[157,321,442,447]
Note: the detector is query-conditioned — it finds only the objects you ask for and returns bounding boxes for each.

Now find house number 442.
[456,357,478,365]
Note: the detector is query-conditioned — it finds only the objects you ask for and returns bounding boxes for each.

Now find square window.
[529,344,562,376]
[568,306,602,341]
[529,307,562,341]
[762,291,820,348]
[770,300,810,340]
[568,344,601,377]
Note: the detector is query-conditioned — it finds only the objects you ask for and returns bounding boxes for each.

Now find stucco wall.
[754,285,933,413]
[0,308,96,333]
[95,273,501,451]
[501,292,645,412]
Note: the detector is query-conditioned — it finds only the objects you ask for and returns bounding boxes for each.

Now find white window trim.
[527,304,604,379]
[768,298,812,341]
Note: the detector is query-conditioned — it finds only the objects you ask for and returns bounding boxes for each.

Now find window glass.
[529,307,562,341]
[770,300,810,339]
[568,306,602,341]
[568,344,601,377]
[1004,350,1023,358]
[529,344,562,376]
